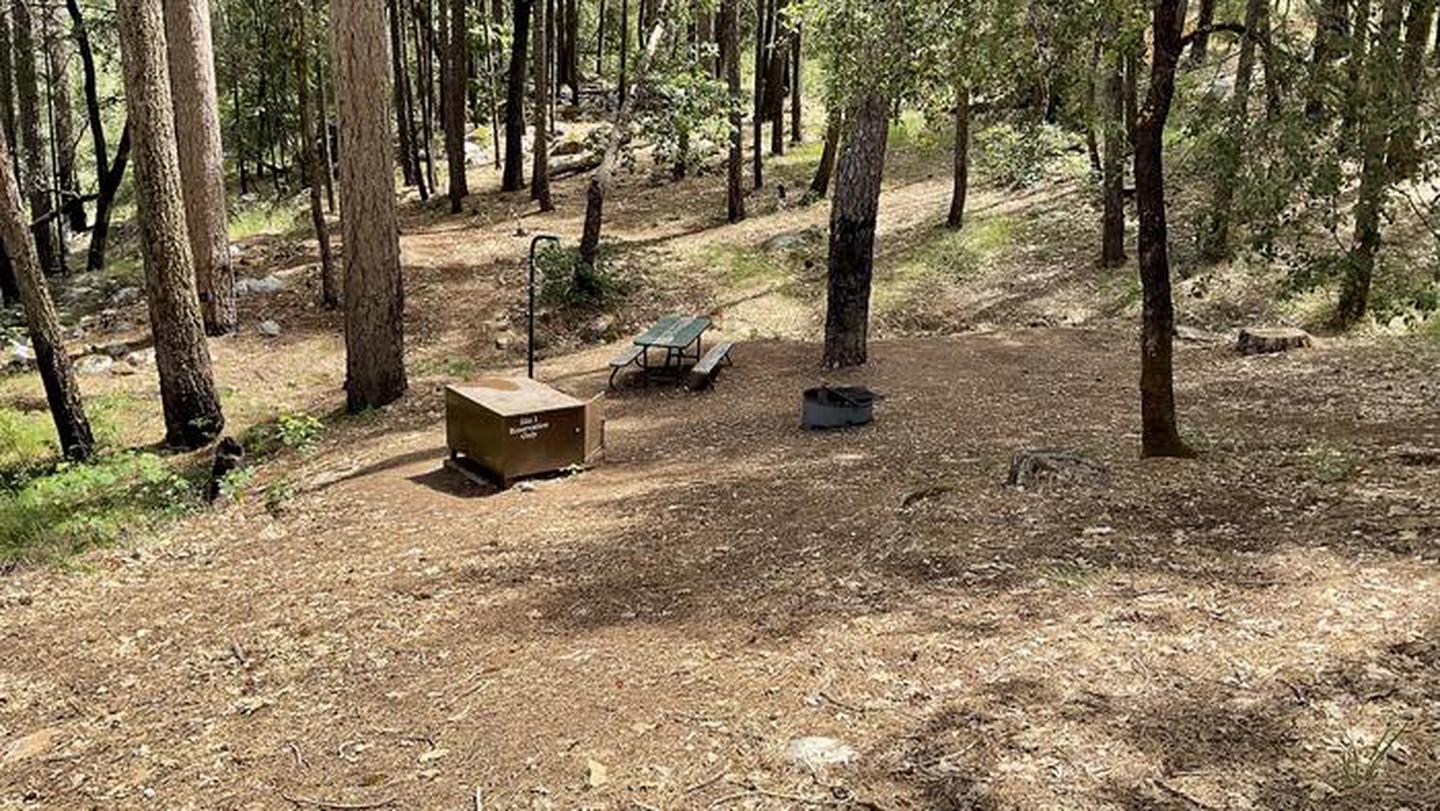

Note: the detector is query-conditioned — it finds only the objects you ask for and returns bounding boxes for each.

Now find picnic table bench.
[609,314,732,389]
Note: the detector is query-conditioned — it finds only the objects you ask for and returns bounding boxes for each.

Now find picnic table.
[609,314,732,388]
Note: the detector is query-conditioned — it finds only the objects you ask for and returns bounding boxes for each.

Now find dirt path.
[3,327,1439,809]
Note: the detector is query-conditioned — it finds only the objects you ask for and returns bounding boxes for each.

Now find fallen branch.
[1153,779,1218,810]
[281,792,397,810]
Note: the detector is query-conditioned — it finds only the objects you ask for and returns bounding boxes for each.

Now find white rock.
[235,274,285,296]
[257,320,283,338]
[786,736,856,769]
[75,355,115,375]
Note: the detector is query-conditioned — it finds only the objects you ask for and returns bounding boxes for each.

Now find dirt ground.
[2,148,1440,810]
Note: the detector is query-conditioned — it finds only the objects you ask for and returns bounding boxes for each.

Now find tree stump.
[1007,449,1110,488]
[1236,327,1311,356]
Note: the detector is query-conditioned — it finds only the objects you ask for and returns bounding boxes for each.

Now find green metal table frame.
[632,315,712,383]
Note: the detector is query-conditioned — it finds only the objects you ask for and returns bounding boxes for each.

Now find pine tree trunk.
[314,52,336,212]
[46,9,84,234]
[618,0,629,105]
[750,0,763,188]
[808,113,838,198]
[296,3,336,309]
[1123,47,1139,149]
[822,93,888,369]
[530,0,553,210]
[502,0,531,191]
[387,0,418,186]
[1100,40,1127,268]
[1338,0,1404,326]
[478,0,502,167]
[0,126,92,460]
[0,12,15,302]
[87,125,131,275]
[561,0,579,103]
[578,0,668,266]
[721,0,743,222]
[1198,0,1263,264]
[946,87,970,231]
[765,0,784,157]
[332,0,408,411]
[1133,0,1193,459]
[789,26,801,143]
[66,0,112,245]
[445,0,469,211]
[411,0,437,194]
[13,0,60,275]
[116,0,224,449]
[163,0,235,336]
[0,10,14,184]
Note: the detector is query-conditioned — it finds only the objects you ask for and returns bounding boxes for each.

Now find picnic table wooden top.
[633,315,712,349]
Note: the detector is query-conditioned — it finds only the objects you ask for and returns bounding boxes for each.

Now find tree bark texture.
[502,0,531,191]
[387,0,419,186]
[0,10,14,184]
[164,0,235,336]
[295,3,337,309]
[808,113,839,198]
[822,93,889,369]
[45,8,83,234]
[445,0,469,211]
[0,124,92,460]
[117,0,225,448]
[947,87,970,230]
[1338,0,1405,326]
[13,0,60,275]
[530,0,553,209]
[1100,39,1127,268]
[1133,0,1194,458]
[578,0,668,266]
[332,0,408,411]
[721,0,743,222]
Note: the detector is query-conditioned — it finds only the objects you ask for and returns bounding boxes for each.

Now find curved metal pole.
[528,234,561,378]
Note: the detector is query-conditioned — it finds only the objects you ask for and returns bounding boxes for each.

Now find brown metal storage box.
[445,377,603,486]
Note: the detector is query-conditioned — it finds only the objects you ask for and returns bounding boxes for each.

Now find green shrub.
[975,121,1078,189]
[261,478,298,516]
[0,452,203,564]
[534,245,632,310]
[277,412,325,453]
[217,466,256,503]
[0,407,57,485]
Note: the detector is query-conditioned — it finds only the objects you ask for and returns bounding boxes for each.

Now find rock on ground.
[1236,327,1311,355]
[74,355,115,375]
[236,275,285,296]
[786,736,857,770]
[1007,448,1110,488]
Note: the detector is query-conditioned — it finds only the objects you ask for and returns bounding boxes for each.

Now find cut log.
[1236,327,1311,355]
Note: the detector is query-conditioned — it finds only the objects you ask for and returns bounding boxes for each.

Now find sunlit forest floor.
[1,124,1438,809]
